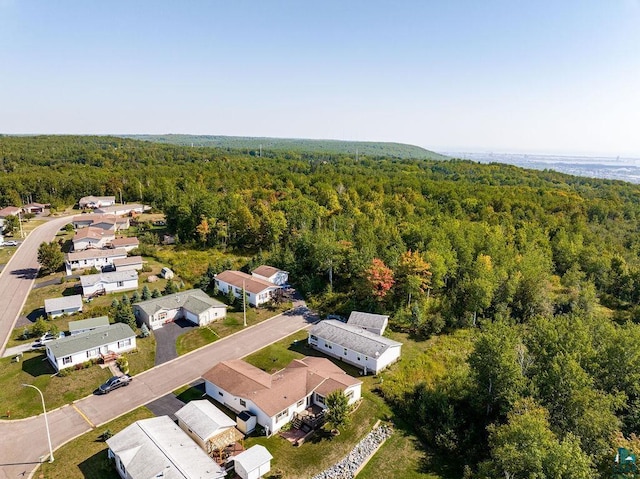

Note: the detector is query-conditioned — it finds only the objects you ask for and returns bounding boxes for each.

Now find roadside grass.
[0,350,112,419]
[175,301,292,356]
[126,334,156,375]
[0,246,16,267]
[35,407,155,479]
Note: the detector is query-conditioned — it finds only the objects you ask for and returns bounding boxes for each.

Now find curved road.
[0,216,74,356]
[0,309,315,479]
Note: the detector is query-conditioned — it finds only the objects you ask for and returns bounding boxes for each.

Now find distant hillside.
[121,134,447,160]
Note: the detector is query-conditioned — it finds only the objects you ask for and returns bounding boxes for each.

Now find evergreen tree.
[141,285,151,301]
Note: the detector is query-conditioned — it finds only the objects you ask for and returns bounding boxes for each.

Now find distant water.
[444,152,640,184]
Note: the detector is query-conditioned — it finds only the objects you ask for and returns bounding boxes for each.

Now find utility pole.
[242,280,247,327]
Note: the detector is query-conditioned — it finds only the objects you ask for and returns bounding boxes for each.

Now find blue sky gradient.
[1,1,639,155]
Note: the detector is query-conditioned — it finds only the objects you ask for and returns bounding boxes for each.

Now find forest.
[2,134,640,477]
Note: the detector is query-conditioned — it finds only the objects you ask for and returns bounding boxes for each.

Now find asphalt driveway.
[152,319,198,366]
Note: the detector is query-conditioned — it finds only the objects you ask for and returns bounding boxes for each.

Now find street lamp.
[22,384,54,463]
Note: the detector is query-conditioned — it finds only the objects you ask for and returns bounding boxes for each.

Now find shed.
[236,410,257,435]
[175,400,243,454]
[347,311,389,336]
[233,445,273,479]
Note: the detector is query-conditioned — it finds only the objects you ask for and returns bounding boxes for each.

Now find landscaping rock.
[310,424,393,479]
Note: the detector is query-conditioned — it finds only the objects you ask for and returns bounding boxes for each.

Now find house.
[94,203,149,216]
[68,316,110,335]
[72,214,129,231]
[214,270,282,307]
[44,294,83,318]
[134,289,227,330]
[347,311,389,336]
[108,236,139,252]
[113,255,144,271]
[80,270,139,297]
[45,323,136,371]
[79,195,116,209]
[65,247,128,274]
[233,445,273,479]
[22,202,48,214]
[0,206,22,218]
[308,320,403,375]
[175,400,243,455]
[107,416,226,479]
[72,227,115,251]
[203,356,362,435]
[251,265,289,286]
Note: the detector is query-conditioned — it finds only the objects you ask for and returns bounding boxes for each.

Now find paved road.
[0,308,316,479]
[0,216,74,357]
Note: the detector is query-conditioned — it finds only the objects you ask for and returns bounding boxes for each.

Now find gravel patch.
[311,424,393,479]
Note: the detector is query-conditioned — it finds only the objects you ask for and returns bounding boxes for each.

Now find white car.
[2,240,18,246]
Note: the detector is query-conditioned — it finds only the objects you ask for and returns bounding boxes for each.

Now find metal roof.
[44,294,83,313]
[175,400,236,442]
[347,311,389,333]
[134,289,227,317]
[68,316,110,333]
[310,320,402,358]
[106,416,225,479]
[215,270,278,294]
[47,323,135,358]
[66,247,128,262]
[80,270,138,287]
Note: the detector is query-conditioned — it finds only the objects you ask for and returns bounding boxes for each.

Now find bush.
[99,429,113,441]
[57,368,71,377]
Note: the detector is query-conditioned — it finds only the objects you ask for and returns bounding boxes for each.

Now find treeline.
[3,135,640,475]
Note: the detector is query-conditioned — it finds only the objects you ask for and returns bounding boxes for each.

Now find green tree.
[151,288,162,298]
[141,285,151,301]
[3,214,20,235]
[31,317,49,336]
[37,241,64,274]
[163,278,178,295]
[114,302,136,330]
[324,390,351,432]
[397,250,432,307]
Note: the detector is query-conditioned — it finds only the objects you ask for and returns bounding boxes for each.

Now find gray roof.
[134,289,226,317]
[234,445,273,472]
[113,255,143,267]
[175,400,236,441]
[68,316,110,333]
[310,320,402,358]
[47,323,135,358]
[107,416,225,479]
[347,311,389,331]
[44,295,83,313]
[80,270,138,287]
[66,247,128,262]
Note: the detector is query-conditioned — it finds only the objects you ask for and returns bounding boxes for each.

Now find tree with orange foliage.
[365,258,395,300]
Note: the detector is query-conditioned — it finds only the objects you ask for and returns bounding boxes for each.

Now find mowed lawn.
[35,407,155,479]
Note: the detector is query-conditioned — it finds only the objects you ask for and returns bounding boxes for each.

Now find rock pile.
[311,424,393,479]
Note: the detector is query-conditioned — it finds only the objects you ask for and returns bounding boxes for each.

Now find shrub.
[99,429,113,441]
[58,368,71,377]
[141,264,152,273]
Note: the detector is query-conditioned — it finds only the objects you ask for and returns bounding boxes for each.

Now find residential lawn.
[126,333,156,375]
[0,350,112,419]
[174,384,207,403]
[175,301,292,356]
[243,330,309,372]
[21,280,79,318]
[152,246,247,284]
[0,246,16,267]
[35,407,155,479]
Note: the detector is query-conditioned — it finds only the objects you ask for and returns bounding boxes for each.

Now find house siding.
[48,306,82,318]
[47,335,136,371]
[308,335,401,374]
[214,280,277,307]
[82,277,138,297]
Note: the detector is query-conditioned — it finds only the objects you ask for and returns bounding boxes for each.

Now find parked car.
[326,314,346,322]
[98,375,132,394]
[2,240,18,246]
[31,331,65,349]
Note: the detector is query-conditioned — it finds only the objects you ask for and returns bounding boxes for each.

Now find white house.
[44,295,83,318]
[175,400,243,455]
[72,227,115,251]
[107,416,226,479]
[113,255,144,271]
[65,247,128,274]
[309,320,403,375]
[108,236,139,251]
[251,265,289,286]
[133,289,227,330]
[79,195,116,209]
[22,202,48,214]
[68,316,110,335]
[94,203,149,216]
[45,323,136,371]
[233,445,273,479]
[214,270,281,307]
[347,311,389,336]
[80,270,139,297]
[203,356,362,435]
[72,214,129,231]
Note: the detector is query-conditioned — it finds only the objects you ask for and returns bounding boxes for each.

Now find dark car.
[98,375,132,394]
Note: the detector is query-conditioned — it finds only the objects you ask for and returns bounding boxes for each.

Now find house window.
[310,335,318,342]
[86,348,99,358]
[297,399,304,407]
[218,392,223,397]
[346,390,354,399]
[117,281,124,287]
[63,356,72,365]
[240,399,246,407]
[158,312,167,321]
[275,408,289,422]
[357,356,361,361]
[118,338,132,348]
[316,394,325,405]
[344,348,348,356]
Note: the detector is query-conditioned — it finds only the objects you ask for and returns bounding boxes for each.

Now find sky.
[1,0,640,157]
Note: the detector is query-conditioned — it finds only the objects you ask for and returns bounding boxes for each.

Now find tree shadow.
[22,354,56,377]
[78,449,119,479]
[25,308,46,323]
[10,267,38,280]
